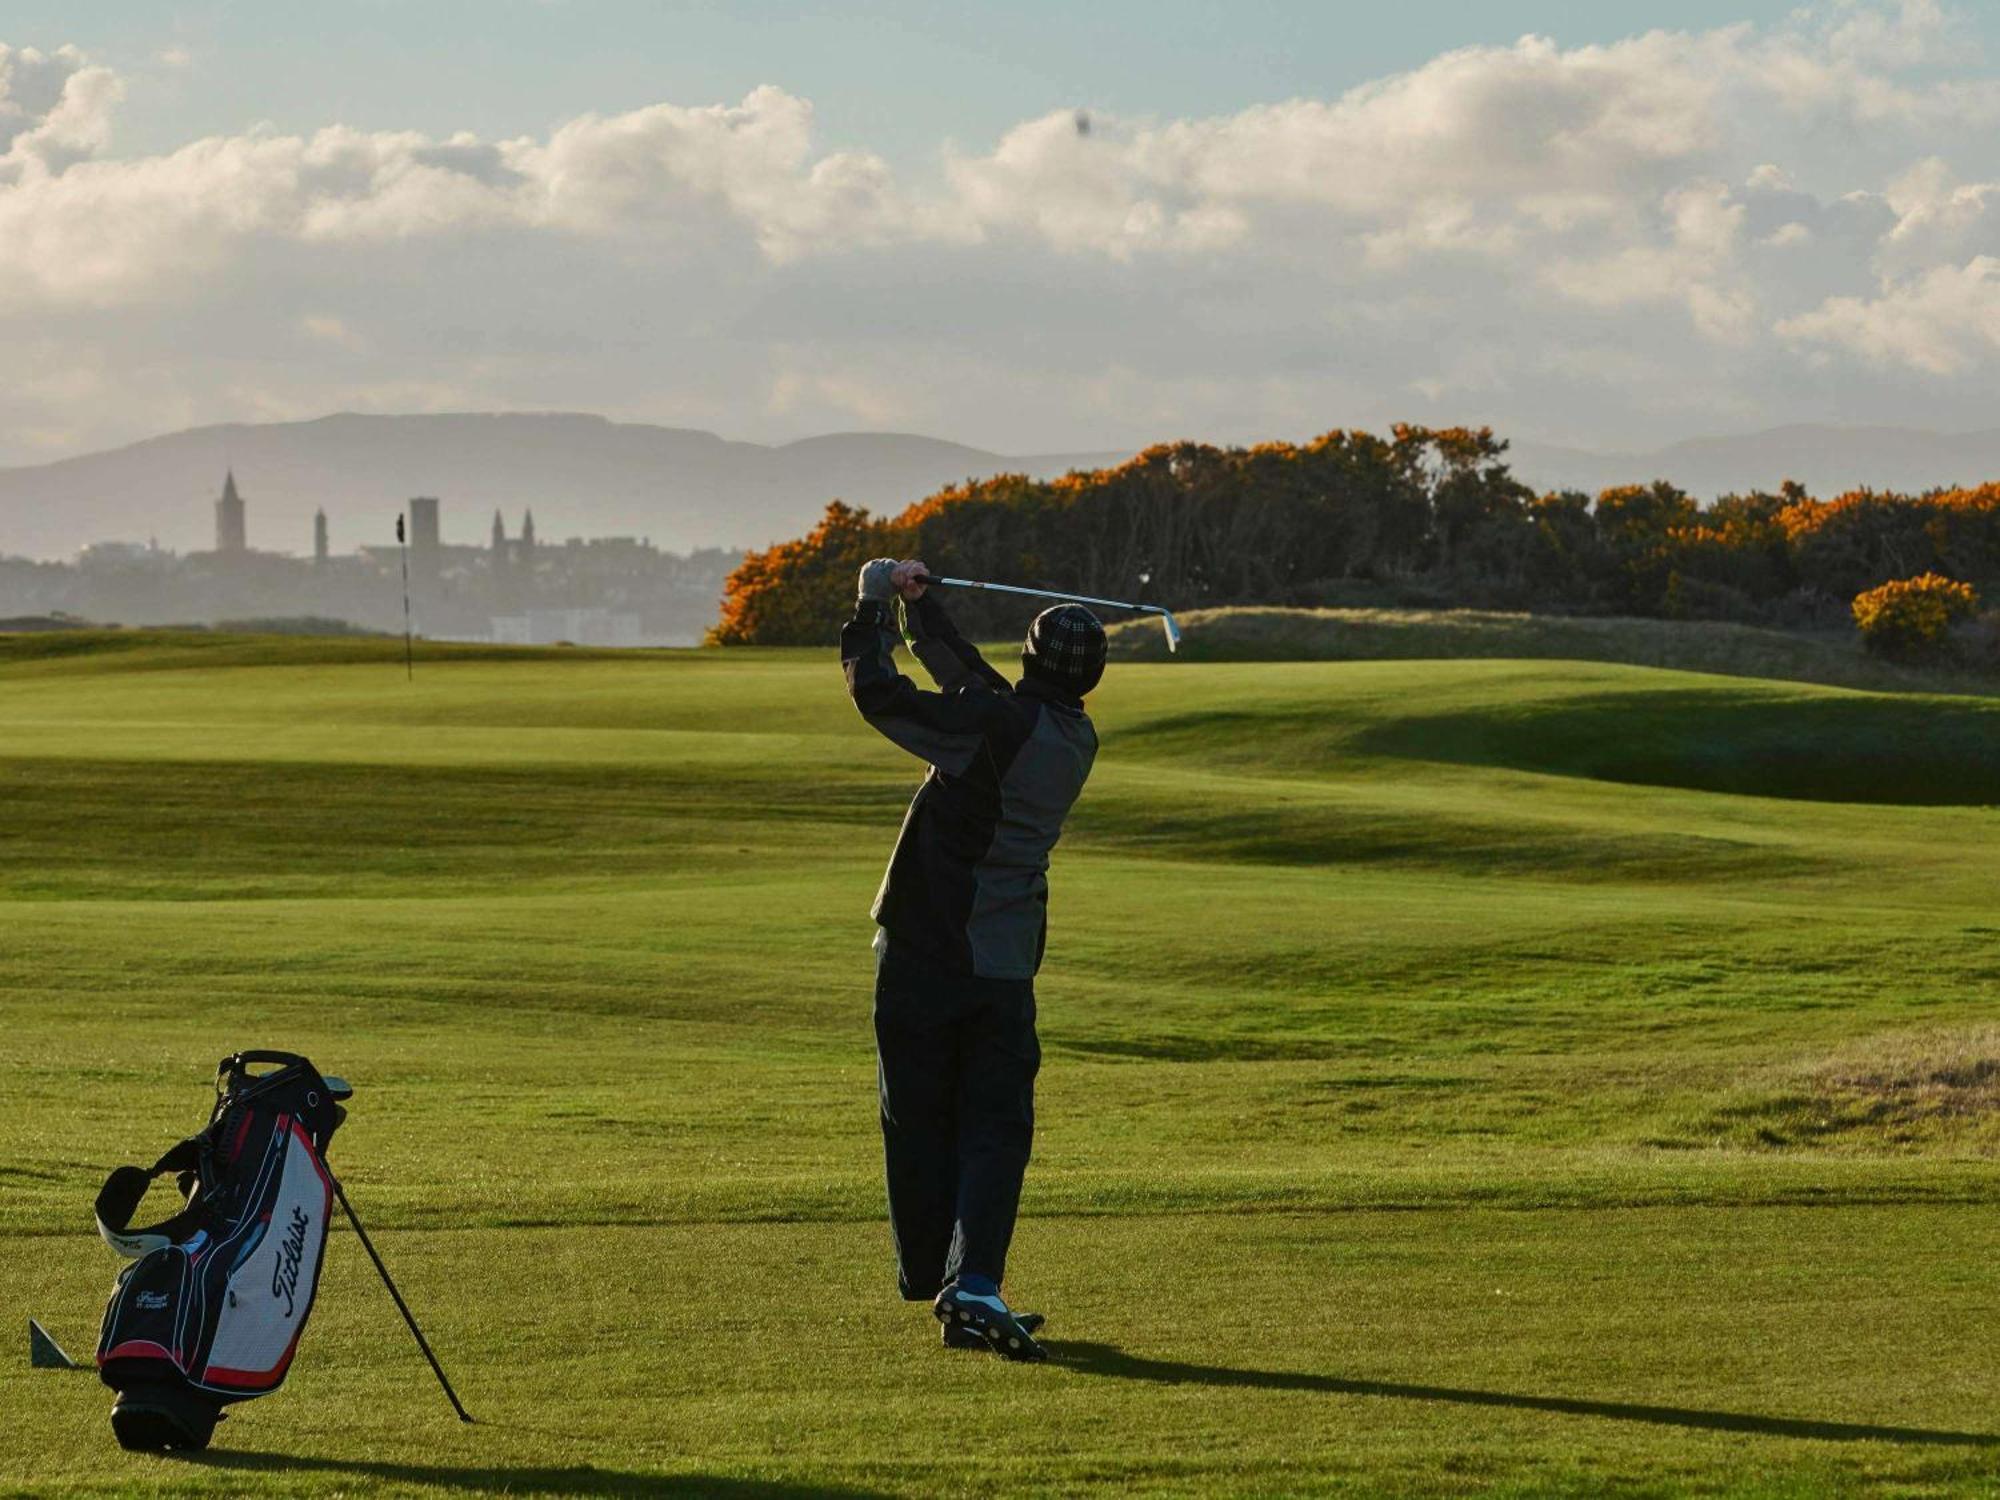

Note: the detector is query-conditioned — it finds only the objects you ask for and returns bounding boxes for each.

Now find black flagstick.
[396,514,413,681]
[332,1175,472,1423]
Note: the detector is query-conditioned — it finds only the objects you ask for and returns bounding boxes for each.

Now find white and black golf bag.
[94,1051,350,1451]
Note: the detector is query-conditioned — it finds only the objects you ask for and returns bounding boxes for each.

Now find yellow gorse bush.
[1851,573,1980,661]
[707,423,2000,645]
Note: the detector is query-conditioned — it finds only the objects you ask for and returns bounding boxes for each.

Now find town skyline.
[193,465,546,568]
[1,464,738,646]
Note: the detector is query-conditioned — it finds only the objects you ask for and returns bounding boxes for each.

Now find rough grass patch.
[1683,1028,2000,1155]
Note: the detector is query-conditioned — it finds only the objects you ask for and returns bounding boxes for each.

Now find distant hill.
[11,412,2000,563]
[1508,425,2000,500]
[0,412,1123,561]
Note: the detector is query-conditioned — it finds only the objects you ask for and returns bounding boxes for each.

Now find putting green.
[2,634,1996,1496]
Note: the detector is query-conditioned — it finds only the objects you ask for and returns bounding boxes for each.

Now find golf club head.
[1158,611,1182,654]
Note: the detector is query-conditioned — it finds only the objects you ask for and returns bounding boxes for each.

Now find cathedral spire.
[214,468,247,554]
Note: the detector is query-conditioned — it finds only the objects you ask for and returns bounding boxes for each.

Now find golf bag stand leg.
[331,1176,473,1423]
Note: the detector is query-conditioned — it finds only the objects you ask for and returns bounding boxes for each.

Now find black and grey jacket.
[843,592,1098,981]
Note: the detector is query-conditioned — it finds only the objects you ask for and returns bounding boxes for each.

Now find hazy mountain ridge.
[1508,425,2000,501]
[6,412,1999,563]
[0,412,1123,561]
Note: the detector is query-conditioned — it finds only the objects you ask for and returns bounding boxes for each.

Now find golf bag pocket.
[97,1243,199,1377]
[202,1119,333,1389]
[95,1052,346,1449]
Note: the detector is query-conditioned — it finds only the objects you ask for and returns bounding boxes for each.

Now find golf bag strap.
[95,1139,205,1259]
[223,1049,312,1075]
[218,1050,312,1100]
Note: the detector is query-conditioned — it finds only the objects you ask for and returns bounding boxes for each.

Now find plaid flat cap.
[1023,604,1107,692]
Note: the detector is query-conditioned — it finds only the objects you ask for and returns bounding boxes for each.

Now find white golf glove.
[857,557,900,606]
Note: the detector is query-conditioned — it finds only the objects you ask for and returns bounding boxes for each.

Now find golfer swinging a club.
[843,557,1105,1361]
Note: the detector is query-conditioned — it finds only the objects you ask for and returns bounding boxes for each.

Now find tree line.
[708,426,2000,649]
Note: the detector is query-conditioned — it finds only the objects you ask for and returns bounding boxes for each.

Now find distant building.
[77,541,158,567]
[491,508,534,574]
[215,470,247,554]
[407,497,441,580]
[313,509,329,566]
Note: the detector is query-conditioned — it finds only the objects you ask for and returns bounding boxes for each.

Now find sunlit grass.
[3,633,1996,1496]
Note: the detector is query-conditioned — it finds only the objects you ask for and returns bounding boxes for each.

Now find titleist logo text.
[272,1205,310,1317]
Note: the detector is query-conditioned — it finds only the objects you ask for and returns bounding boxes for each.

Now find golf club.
[912,574,1182,653]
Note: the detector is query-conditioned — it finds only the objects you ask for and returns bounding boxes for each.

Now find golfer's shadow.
[1048,1342,2000,1448]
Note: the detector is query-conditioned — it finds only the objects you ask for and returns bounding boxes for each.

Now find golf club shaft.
[332,1176,472,1423]
[913,574,1169,619]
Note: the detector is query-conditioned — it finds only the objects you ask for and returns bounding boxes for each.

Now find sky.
[5,0,2000,464]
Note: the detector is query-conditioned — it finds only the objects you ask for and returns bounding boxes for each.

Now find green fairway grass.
[1111,605,2000,699]
[3,633,1996,1496]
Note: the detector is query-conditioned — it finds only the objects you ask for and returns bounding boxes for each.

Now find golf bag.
[94,1051,350,1451]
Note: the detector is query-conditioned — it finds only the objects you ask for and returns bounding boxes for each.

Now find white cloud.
[299,313,365,351]
[511,86,930,258]
[1778,256,2000,372]
[0,80,934,308]
[1820,0,1964,68]
[0,43,122,176]
[1875,157,2000,272]
[6,4,2000,466]
[767,360,909,426]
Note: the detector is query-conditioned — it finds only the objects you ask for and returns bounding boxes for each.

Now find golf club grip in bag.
[94,1051,349,1451]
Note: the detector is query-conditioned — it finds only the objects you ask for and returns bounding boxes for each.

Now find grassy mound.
[1110,605,1999,695]
[1358,683,2000,804]
[4,640,1999,1493]
[0,627,646,675]
[1110,659,2000,805]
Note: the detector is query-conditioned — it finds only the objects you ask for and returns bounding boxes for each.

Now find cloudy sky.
[5,0,2000,466]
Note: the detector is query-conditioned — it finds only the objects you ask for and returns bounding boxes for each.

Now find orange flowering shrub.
[1851,573,1980,661]
[707,501,908,645]
[702,421,2000,644]
[1925,484,2000,584]
[706,427,1505,644]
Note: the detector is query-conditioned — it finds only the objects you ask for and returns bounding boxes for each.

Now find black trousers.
[873,935,1040,1299]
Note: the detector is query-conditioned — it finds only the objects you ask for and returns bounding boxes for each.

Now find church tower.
[215,470,247,554]
[407,497,441,582]
[491,509,507,560]
[520,509,536,553]
[313,508,329,566]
